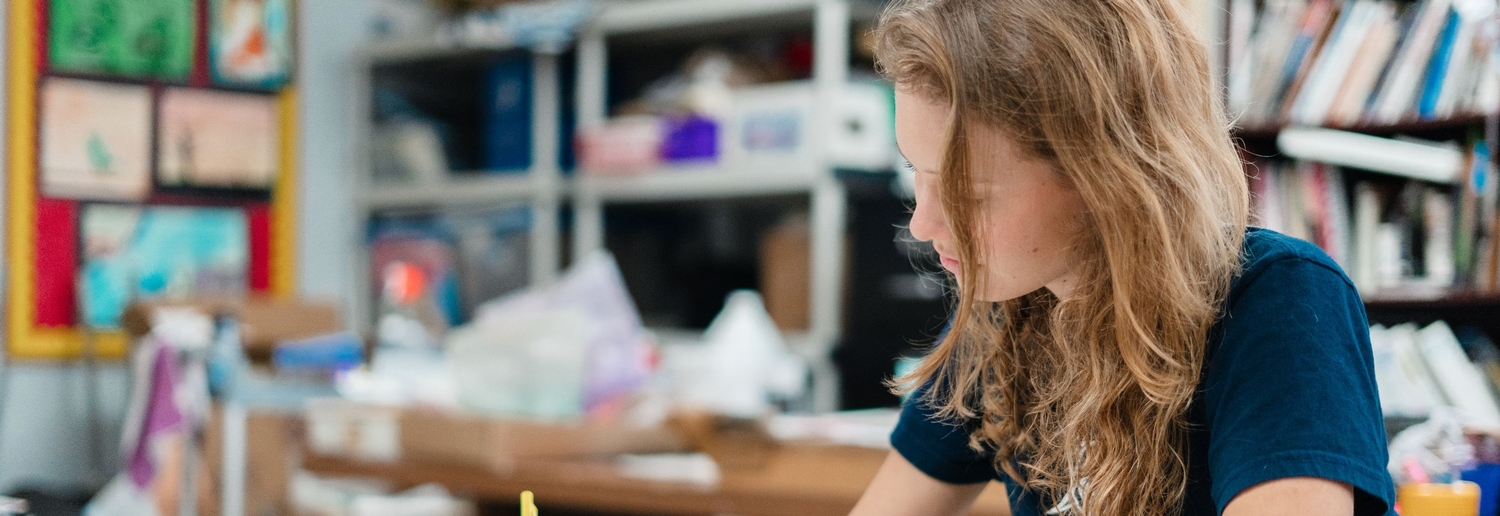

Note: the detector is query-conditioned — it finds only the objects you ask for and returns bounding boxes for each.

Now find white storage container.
[726,81,895,174]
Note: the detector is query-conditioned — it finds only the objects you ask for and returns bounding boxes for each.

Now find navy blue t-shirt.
[891,227,1396,515]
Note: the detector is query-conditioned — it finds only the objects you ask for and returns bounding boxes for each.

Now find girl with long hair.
[849,1,1394,515]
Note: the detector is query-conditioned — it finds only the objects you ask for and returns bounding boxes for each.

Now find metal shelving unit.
[362,172,554,210]
[574,163,823,202]
[348,0,889,411]
[350,41,566,329]
[572,0,883,412]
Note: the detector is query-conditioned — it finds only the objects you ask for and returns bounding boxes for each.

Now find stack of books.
[1248,137,1498,297]
[1229,0,1500,128]
[1372,320,1500,426]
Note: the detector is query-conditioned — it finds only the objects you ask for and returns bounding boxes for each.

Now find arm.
[849,451,990,516]
[1223,477,1353,516]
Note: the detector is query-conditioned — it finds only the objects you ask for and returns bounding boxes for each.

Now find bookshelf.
[1233,112,1497,140]
[1224,0,1500,311]
[1365,291,1500,309]
[1225,0,1500,433]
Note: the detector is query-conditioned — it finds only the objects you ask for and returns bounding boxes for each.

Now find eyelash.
[901,160,916,173]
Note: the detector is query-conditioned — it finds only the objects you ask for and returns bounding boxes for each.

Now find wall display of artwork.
[210,0,293,89]
[157,88,280,190]
[7,0,300,359]
[48,0,196,80]
[79,205,249,328]
[38,78,154,201]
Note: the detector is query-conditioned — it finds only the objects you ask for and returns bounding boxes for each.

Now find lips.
[940,255,961,273]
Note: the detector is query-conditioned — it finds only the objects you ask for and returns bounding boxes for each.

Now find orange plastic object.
[1399,482,1481,516]
[382,262,428,305]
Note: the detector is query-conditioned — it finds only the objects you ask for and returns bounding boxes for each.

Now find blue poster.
[80,205,248,328]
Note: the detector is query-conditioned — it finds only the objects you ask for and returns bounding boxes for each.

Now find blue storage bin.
[1463,463,1500,516]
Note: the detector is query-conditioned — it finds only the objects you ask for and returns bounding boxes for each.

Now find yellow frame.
[4,0,300,359]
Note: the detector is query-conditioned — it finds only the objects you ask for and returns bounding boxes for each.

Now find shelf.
[597,0,813,35]
[576,164,825,203]
[1233,113,1496,141]
[594,0,883,37]
[1363,291,1500,311]
[363,173,553,210]
[367,38,539,66]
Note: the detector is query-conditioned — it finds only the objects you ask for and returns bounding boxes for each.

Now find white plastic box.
[725,81,895,174]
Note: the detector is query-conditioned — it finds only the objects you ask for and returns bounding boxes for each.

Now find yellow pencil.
[521,490,538,516]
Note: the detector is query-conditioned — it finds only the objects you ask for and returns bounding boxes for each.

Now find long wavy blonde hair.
[875,1,1248,515]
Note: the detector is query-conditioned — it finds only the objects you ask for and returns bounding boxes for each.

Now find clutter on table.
[291,474,477,516]
[84,296,351,516]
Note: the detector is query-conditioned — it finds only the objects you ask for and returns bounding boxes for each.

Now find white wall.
[0,365,131,493]
[0,0,369,494]
[297,0,368,319]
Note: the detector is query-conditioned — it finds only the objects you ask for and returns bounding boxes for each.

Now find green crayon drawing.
[50,0,194,80]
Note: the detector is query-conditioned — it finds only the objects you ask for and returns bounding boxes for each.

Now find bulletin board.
[4,0,300,359]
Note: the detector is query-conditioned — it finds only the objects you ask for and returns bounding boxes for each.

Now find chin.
[970,284,1044,303]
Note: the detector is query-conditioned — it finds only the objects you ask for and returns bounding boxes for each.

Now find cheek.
[974,185,1083,275]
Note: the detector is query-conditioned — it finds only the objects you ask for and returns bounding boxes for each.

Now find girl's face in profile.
[895,88,1086,302]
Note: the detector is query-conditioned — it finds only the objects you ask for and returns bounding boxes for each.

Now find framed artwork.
[157,88,280,190]
[79,205,249,329]
[39,78,154,201]
[210,0,293,89]
[48,0,195,80]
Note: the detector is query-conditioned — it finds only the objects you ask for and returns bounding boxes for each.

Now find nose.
[907,172,948,245]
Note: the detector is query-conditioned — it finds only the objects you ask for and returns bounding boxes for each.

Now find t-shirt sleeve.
[1204,256,1395,514]
[890,388,998,484]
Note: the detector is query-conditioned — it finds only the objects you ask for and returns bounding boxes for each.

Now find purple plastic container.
[660,115,719,163]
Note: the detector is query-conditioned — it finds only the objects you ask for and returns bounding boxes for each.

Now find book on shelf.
[1372,320,1500,426]
[1418,321,1500,427]
[1248,139,1499,298]
[1276,127,1464,183]
[1230,0,1500,128]
[1370,323,1445,418]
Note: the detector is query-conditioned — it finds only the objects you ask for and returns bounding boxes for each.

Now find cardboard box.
[196,407,302,516]
[123,297,344,357]
[760,217,811,331]
[400,409,688,470]
[236,299,344,351]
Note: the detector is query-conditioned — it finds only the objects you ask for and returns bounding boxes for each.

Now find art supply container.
[1399,481,1481,516]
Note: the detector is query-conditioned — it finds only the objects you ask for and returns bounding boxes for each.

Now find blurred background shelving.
[1224,0,1500,302]
[568,0,894,413]
[8,0,1500,514]
[1222,0,1500,447]
[352,41,569,336]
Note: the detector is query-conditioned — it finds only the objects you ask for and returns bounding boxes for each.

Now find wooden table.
[304,445,1012,516]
